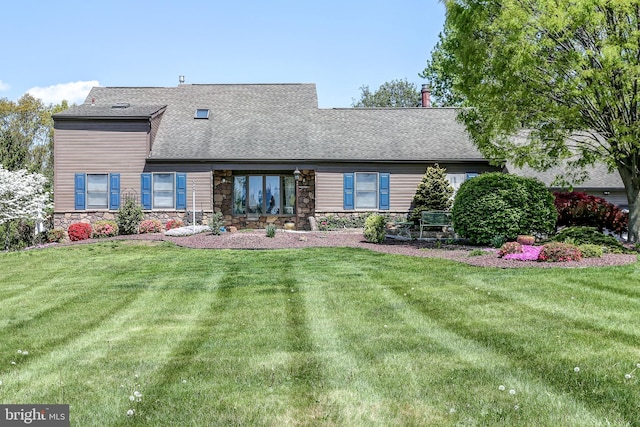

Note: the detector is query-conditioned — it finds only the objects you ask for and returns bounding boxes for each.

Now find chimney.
[421,84,431,108]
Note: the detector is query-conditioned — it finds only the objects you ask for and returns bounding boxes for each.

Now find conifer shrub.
[452,172,557,245]
[578,244,604,258]
[68,222,92,241]
[116,198,144,235]
[364,214,387,243]
[549,226,627,253]
[409,164,454,222]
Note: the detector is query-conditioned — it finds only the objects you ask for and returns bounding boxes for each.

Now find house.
[52,82,624,230]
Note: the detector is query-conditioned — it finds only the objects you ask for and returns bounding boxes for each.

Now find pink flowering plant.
[92,220,119,238]
[139,219,163,234]
[537,242,582,262]
[504,244,543,261]
[165,219,184,230]
[498,241,522,257]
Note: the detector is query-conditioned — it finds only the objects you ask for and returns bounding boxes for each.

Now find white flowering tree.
[0,164,51,227]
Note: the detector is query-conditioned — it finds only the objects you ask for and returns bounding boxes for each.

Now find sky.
[2,0,445,108]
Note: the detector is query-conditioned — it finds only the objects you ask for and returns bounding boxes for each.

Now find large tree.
[352,78,421,107]
[424,0,640,242]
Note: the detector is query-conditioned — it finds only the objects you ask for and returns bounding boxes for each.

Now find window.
[343,172,389,210]
[232,174,295,215]
[195,109,209,119]
[447,172,478,193]
[74,173,120,210]
[140,173,187,210]
[87,174,109,209]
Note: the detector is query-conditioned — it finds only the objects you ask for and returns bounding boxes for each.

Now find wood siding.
[315,162,499,213]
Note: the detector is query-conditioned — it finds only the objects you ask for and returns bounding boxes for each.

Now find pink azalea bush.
[165,219,184,230]
[139,219,163,234]
[92,220,119,238]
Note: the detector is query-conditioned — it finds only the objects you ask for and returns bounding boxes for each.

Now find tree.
[0,165,51,249]
[425,0,640,242]
[352,78,421,108]
[409,164,454,222]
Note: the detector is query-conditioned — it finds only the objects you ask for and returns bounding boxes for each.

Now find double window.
[343,172,390,210]
[232,174,296,215]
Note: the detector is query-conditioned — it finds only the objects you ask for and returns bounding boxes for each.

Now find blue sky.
[3,0,445,108]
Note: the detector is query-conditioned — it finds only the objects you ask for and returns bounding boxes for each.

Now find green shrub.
[116,199,144,235]
[92,220,119,238]
[498,241,523,257]
[451,172,557,245]
[47,228,66,243]
[139,219,162,234]
[364,214,386,244]
[578,244,604,258]
[265,224,277,238]
[549,226,627,253]
[468,249,490,257]
[490,235,507,248]
[317,213,373,231]
[409,163,454,222]
[208,212,224,235]
[0,219,38,251]
[537,242,582,262]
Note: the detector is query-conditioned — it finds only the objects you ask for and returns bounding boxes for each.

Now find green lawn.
[1,241,639,426]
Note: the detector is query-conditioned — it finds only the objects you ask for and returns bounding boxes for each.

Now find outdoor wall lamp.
[293,167,301,181]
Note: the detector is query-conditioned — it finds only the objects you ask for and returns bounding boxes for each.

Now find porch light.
[293,168,301,181]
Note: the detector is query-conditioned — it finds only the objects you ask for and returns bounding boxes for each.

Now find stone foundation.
[53,211,212,230]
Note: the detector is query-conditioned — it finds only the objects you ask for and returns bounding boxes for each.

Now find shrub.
[265,224,277,238]
[490,235,507,248]
[452,172,557,245]
[316,213,373,231]
[47,228,66,243]
[579,244,604,258]
[537,242,582,262]
[92,220,119,238]
[409,164,454,222]
[139,219,162,234]
[165,219,184,230]
[554,191,627,235]
[208,212,224,236]
[498,241,522,257]
[364,214,386,243]
[0,219,38,251]
[550,226,627,253]
[68,222,92,241]
[117,199,144,235]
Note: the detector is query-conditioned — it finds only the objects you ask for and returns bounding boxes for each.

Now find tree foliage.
[409,163,454,221]
[352,78,421,108]
[426,0,640,242]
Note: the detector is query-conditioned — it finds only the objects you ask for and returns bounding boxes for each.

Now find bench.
[419,211,453,239]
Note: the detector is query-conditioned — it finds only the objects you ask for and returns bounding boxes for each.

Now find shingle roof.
[505,162,623,189]
[54,84,485,162]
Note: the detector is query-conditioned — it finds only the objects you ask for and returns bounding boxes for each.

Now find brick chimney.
[421,84,431,108]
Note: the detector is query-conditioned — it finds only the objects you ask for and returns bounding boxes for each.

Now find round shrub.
[92,220,119,238]
[47,228,66,243]
[578,244,604,258]
[165,219,184,230]
[537,242,582,262]
[68,222,92,241]
[451,172,557,245]
[139,219,163,234]
[364,214,386,244]
[498,241,522,257]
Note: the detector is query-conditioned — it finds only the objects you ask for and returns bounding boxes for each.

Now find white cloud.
[26,80,100,105]
[0,80,9,91]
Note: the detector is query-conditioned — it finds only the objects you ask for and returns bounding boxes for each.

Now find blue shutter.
[74,173,86,210]
[109,173,120,210]
[141,173,152,210]
[379,173,390,210]
[343,173,354,210]
[176,173,187,210]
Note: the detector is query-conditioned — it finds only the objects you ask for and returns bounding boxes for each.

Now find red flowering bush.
[139,219,163,234]
[554,191,627,235]
[92,220,119,238]
[68,222,92,241]
[537,242,582,262]
[165,219,184,230]
[498,241,522,257]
